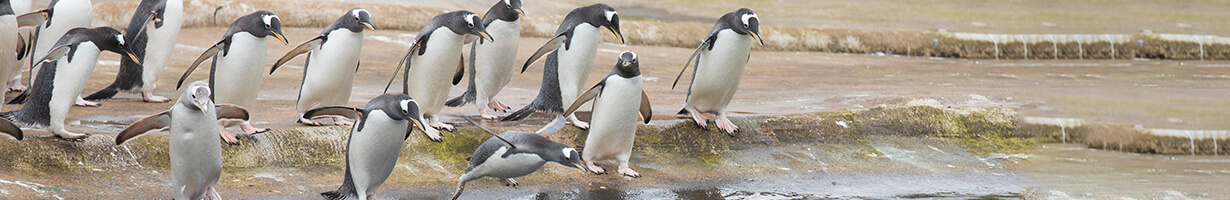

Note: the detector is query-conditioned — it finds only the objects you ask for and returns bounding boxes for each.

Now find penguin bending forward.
[670,8,763,135]
[502,4,624,130]
[383,10,493,137]
[27,0,96,107]
[86,0,185,103]
[563,51,652,177]
[1,27,140,139]
[444,0,524,120]
[270,8,373,126]
[175,10,287,144]
[313,94,437,200]
[451,115,586,200]
[116,81,252,200]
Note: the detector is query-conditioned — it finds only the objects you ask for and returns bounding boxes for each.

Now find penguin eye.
[744,24,749,28]
[265,24,272,28]
[467,22,474,28]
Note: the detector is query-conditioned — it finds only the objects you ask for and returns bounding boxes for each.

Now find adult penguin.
[670,8,763,135]
[451,115,587,200]
[313,94,436,200]
[4,0,32,92]
[175,10,287,144]
[85,0,184,103]
[444,0,523,120]
[502,4,623,130]
[383,10,493,137]
[563,51,651,177]
[27,0,95,106]
[270,8,374,126]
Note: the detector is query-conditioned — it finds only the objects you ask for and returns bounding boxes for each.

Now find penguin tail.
[677,108,689,115]
[444,90,475,107]
[501,103,541,121]
[83,85,121,100]
[6,91,28,105]
[320,190,344,200]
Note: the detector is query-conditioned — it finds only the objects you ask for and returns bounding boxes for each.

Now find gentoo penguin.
[384,10,493,135]
[444,0,523,120]
[563,51,651,177]
[502,4,624,130]
[28,0,95,107]
[115,81,252,200]
[85,0,184,103]
[0,27,140,139]
[175,10,286,144]
[451,115,586,200]
[5,0,33,92]
[670,8,762,135]
[313,94,436,200]
[0,0,19,107]
[269,8,373,126]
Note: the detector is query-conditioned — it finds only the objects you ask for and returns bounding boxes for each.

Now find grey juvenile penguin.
[451,115,586,200]
[86,0,186,103]
[270,8,374,126]
[671,8,763,135]
[314,94,437,200]
[383,10,493,136]
[502,4,624,130]
[444,0,524,120]
[564,51,652,177]
[115,81,252,199]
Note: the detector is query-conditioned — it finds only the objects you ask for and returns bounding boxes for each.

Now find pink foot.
[332,116,354,126]
[715,113,739,136]
[587,161,606,175]
[499,178,518,187]
[568,115,589,129]
[142,91,170,103]
[218,124,239,144]
[687,108,708,129]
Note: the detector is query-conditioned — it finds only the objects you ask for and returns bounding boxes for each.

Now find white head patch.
[604,10,617,22]
[503,0,511,6]
[263,15,278,27]
[351,9,365,19]
[115,34,125,45]
[741,13,758,26]
[562,147,575,159]
[463,13,478,27]
[400,99,415,113]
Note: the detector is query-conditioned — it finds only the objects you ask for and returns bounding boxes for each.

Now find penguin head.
[579,4,623,44]
[613,50,640,78]
[181,81,213,114]
[546,146,587,172]
[342,8,375,32]
[489,0,523,21]
[443,11,494,43]
[235,11,288,45]
[730,8,763,46]
[84,27,143,65]
[369,94,431,135]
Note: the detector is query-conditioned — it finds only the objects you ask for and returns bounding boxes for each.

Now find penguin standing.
[563,51,651,177]
[115,81,252,200]
[444,0,523,120]
[0,27,141,139]
[384,10,493,137]
[312,94,437,200]
[269,8,374,126]
[175,10,286,144]
[451,115,586,200]
[27,0,95,107]
[501,4,624,130]
[4,0,31,92]
[85,0,184,103]
[0,0,19,107]
[670,8,763,135]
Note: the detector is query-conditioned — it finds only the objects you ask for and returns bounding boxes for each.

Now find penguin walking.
[0,0,22,108]
[312,94,437,200]
[269,8,373,126]
[563,51,651,177]
[115,81,252,200]
[27,0,96,107]
[501,4,624,130]
[175,10,286,144]
[5,0,33,93]
[451,115,586,200]
[670,8,762,135]
[0,27,140,139]
[85,0,184,103]
[444,0,523,120]
[383,10,493,137]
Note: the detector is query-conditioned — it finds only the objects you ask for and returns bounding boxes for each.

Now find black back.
[320,8,372,35]
[217,10,284,55]
[0,0,13,16]
[410,10,485,56]
[555,3,619,50]
[702,8,760,50]
[465,131,579,173]
[481,0,521,26]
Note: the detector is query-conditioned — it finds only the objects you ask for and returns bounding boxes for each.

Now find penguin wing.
[453,54,464,85]
[15,11,46,28]
[640,91,653,124]
[178,42,224,89]
[384,44,421,94]
[270,36,324,74]
[215,104,251,120]
[563,81,605,116]
[672,42,709,89]
[33,45,72,65]
[520,35,568,73]
[116,111,172,145]
[0,119,23,141]
[303,106,363,120]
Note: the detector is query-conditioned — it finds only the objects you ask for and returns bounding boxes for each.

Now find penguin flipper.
[640,91,653,124]
[15,11,47,28]
[521,35,567,73]
[116,111,171,145]
[564,82,604,117]
[453,54,464,85]
[215,104,251,121]
[384,45,420,94]
[0,118,23,140]
[270,36,324,74]
[34,45,72,65]
[672,42,708,89]
[178,43,223,89]
[303,106,363,120]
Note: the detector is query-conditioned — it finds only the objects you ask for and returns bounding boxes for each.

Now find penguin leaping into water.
[444,0,524,120]
[86,0,186,103]
[451,115,587,200]
[670,8,763,135]
[564,51,652,177]
[270,8,374,126]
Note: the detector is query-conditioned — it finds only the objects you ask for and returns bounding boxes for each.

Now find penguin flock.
[0,0,764,199]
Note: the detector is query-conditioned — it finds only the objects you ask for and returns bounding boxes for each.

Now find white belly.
[212,33,268,107]
[404,28,463,117]
[11,0,30,14]
[138,0,184,90]
[169,103,222,200]
[32,0,92,70]
[0,16,17,108]
[468,147,547,179]
[686,30,753,113]
[583,76,643,162]
[345,111,409,197]
[556,24,600,106]
[473,20,520,103]
[48,44,101,127]
[297,29,363,112]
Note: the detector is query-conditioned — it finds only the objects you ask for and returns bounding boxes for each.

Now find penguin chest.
[404,27,464,114]
[584,76,644,160]
[50,44,102,100]
[168,104,223,198]
[11,0,30,14]
[556,24,602,103]
[34,0,92,57]
[346,111,409,193]
[473,147,547,179]
[688,30,754,111]
[472,20,521,97]
[212,33,269,107]
[301,29,364,100]
[0,15,17,81]
[140,0,185,74]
